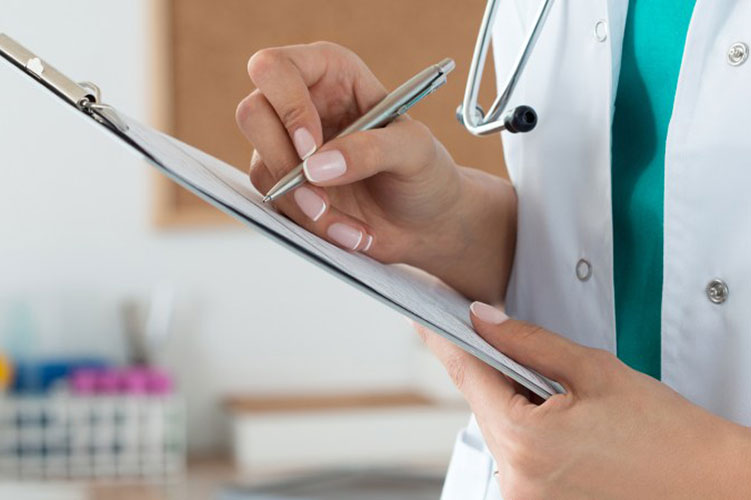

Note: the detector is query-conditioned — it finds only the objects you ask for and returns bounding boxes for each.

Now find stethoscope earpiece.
[456,103,537,134]
[503,105,537,134]
[458,0,552,136]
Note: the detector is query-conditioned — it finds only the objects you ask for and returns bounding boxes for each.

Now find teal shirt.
[611,0,696,379]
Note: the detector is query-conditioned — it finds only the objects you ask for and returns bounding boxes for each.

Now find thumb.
[469,302,589,390]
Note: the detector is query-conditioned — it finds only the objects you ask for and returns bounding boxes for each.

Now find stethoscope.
[457,0,554,136]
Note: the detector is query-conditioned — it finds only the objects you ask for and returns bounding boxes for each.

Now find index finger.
[246,44,328,160]
[415,321,531,419]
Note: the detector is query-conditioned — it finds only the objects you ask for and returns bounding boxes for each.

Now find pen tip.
[262,195,272,203]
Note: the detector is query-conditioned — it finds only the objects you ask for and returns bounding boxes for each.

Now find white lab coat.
[441,1,751,498]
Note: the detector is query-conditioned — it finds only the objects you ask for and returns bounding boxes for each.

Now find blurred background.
[0,1,505,498]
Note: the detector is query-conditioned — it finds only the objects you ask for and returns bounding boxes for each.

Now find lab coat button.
[728,42,748,66]
[594,20,608,42]
[706,279,729,304]
[576,259,592,281]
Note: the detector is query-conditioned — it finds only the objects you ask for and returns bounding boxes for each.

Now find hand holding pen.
[236,42,517,301]
[262,56,455,202]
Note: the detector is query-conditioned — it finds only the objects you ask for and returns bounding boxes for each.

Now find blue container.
[10,358,109,394]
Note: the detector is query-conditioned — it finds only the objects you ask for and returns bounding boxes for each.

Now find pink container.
[119,367,149,395]
[69,366,174,396]
[146,368,173,395]
[95,370,120,394]
[70,369,98,395]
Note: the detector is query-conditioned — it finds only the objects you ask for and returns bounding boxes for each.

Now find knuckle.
[309,40,338,52]
[310,40,353,58]
[235,96,251,128]
[247,47,282,80]
[235,91,265,128]
[278,101,309,130]
[408,120,438,166]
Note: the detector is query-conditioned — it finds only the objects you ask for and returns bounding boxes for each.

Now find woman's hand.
[418,303,751,500]
[236,42,516,302]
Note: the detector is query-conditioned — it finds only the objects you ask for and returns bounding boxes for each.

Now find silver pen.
[263,58,456,202]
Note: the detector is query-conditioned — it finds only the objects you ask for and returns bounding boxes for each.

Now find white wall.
[0,0,454,454]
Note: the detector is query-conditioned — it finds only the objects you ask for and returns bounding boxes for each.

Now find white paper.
[115,113,561,399]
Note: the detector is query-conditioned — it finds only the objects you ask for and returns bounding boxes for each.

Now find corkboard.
[157,0,504,226]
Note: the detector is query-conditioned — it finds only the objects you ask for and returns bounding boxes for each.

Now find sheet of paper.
[113,111,562,399]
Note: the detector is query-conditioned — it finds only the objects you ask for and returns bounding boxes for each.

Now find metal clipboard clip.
[0,33,128,133]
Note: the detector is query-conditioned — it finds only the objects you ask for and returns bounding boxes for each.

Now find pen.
[263,58,456,202]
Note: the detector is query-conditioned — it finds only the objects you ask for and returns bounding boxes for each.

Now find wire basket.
[0,392,185,481]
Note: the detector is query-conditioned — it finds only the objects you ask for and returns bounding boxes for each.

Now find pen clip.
[395,73,448,117]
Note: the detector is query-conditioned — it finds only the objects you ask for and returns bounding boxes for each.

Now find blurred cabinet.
[155,0,504,226]
[224,391,469,473]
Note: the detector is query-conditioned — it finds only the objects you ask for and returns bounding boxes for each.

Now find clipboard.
[0,33,563,400]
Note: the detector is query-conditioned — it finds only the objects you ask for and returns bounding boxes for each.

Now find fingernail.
[303,150,347,183]
[327,222,363,250]
[362,234,374,252]
[293,187,327,221]
[470,302,508,325]
[293,128,317,160]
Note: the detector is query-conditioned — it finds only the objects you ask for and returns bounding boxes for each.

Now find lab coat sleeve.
[440,416,498,500]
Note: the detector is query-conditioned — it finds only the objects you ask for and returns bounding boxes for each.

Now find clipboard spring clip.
[77,81,129,133]
[0,34,128,133]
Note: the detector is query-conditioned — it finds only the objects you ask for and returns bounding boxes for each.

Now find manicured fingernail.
[327,222,363,250]
[293,128,317,160]
[362,235,374,252]
[303,150,347,183]
[293,186,327,221]
[470,302,508,325]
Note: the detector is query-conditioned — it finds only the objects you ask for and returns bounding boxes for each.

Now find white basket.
[0,392,185,481]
